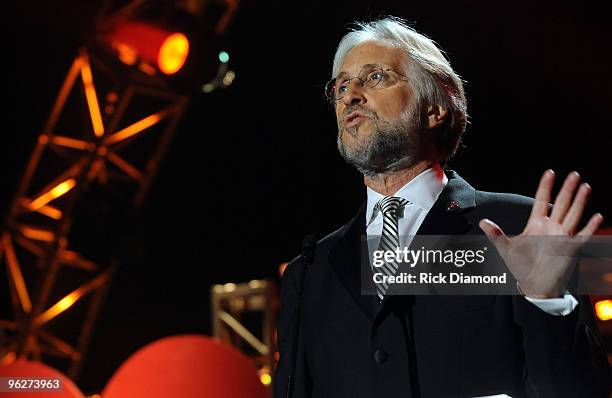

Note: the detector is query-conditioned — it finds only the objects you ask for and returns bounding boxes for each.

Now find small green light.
[202,83,215,93]
[218,51,229,63]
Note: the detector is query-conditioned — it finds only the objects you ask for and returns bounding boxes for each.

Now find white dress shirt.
[365,167,577,316]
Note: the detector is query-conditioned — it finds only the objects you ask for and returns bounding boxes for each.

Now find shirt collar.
[365,166,448,225]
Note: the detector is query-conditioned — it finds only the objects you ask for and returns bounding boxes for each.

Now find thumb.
[479,218,510,256]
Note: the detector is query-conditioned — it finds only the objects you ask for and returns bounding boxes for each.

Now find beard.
[337,100,425,177]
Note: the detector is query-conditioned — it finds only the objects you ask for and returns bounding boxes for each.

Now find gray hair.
[332,17,468,163]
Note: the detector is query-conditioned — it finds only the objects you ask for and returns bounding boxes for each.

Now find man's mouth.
[345,111,367,127]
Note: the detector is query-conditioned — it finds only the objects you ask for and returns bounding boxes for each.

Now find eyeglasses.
[324,67,410,103]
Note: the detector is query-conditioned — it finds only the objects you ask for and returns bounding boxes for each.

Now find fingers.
[562,182,592,234]
[530,170,555,219]
[577,213,604,237]
[479,219,510,256]
[533,170,599,236]
[550,171,581,222]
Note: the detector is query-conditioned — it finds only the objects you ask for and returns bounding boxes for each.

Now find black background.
[5,0,612,392]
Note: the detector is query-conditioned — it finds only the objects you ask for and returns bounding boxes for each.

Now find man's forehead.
[337,42,405,77]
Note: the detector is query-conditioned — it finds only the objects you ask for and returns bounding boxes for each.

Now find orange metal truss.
[0,46,188,379]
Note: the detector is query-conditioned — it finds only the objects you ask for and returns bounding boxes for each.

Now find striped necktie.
[373,196,410,302]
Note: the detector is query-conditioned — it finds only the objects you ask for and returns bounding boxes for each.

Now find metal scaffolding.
[0,44,188,378]
[1,0,241,382]
[211,279,279,392]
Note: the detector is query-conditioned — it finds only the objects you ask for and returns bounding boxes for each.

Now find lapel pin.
[446,201,460,211]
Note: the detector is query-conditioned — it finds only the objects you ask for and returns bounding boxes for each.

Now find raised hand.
[478,170,604,298]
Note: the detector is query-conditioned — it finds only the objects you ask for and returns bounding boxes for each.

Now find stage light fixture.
[158,33,190,74]
[103,21,190,76]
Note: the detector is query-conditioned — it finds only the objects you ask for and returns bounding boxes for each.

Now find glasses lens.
[364,69,384,89]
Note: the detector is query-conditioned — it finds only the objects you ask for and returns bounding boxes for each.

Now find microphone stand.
[286,235,317,398]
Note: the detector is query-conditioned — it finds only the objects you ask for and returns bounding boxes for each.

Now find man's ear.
[426,104,448,129]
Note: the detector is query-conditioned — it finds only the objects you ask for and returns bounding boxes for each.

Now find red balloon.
[0,359,85,398]
[103,334,268,398]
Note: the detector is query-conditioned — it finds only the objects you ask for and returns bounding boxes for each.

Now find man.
[274,17,609,397]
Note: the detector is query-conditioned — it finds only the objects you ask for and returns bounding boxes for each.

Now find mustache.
[339,106,378,129]
[342,106,377,119]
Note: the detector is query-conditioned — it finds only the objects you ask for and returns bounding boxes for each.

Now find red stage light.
[104,21,190,75]
[158,33,190,75]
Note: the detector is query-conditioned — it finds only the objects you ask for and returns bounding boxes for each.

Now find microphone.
[286,234,317,398]
[301,234,317,265]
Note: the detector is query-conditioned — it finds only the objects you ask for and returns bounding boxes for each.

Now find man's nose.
[341,80,366,106]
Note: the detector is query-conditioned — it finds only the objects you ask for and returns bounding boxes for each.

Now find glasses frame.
[324,67,410,103]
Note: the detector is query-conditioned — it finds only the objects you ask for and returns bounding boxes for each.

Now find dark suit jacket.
[274,170,610,398]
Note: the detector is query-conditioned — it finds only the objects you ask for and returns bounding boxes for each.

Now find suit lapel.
[328,204,379,320]
[415,170,476,235]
